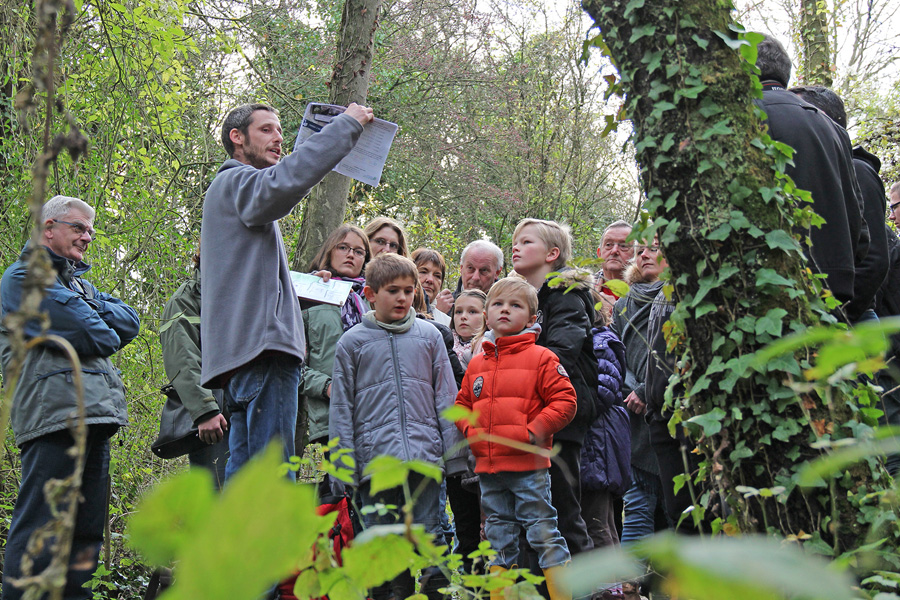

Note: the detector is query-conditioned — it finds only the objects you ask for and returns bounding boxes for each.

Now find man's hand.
[198,413,228,444]
[624,391,646,415]
[434,289,455,314]
[345,103,374,126]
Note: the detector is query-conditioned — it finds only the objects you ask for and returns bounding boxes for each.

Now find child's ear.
[363,285,376,303]
[546,247,560,264]
[527,313,537,327]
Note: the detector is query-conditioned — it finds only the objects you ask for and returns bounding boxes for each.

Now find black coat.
[535,269,599,446]
[847,147,889,321]
[757,83,868,308]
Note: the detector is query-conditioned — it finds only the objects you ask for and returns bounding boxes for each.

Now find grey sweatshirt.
[200,113,363,387]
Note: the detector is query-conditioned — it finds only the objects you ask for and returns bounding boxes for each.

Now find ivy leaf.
[686,407,726,436]
[630,25,657,43]
[755,308,787,337]
[713,29,749,51]
[764,229,798,252]
[755,268,793,288]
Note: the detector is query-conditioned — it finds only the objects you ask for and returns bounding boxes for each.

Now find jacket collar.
[482,324,541,356]
[20,242,91,282]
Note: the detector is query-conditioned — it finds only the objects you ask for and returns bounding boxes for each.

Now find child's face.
[328,232,367,278]
[486,290,536,338]
[365,275,417,322]
[453,296,485,340]
[511,225,557,276]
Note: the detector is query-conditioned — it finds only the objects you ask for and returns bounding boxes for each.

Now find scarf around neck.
[331,274,366,332]
[364,306,416,333]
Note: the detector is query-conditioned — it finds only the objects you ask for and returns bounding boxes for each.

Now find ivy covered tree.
[580,0,898,561]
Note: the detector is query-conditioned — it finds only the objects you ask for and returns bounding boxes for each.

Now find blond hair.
[512,218,571,270]
[485,277,539,317]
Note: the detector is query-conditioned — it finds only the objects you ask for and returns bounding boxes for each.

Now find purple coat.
[580,327,631,495]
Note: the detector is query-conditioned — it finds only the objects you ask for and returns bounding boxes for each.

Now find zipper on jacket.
[389,332,412,460]
[489,344,500,471]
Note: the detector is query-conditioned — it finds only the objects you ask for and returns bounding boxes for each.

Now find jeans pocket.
[227,363,264,409]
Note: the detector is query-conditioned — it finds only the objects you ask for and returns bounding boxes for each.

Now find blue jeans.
[3,426,114,600]
[223,353,301,481]
[358,472,446,600]
[480,469,570,569]
[620,468,663,545]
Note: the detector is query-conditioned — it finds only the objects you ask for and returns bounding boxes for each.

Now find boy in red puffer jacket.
[454,277,577,600]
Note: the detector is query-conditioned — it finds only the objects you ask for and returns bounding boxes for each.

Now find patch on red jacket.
[473,376,484,397]
[557,364,569,378]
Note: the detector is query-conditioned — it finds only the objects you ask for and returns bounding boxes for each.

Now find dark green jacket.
[160,270,219,424]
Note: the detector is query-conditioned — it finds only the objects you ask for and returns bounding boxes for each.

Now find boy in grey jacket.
[329,253,465,600]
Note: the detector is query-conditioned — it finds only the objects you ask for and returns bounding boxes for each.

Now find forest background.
[1,0,900,595]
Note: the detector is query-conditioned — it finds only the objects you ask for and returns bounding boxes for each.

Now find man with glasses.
[201,101,373,480]
[594,220,634,315]
[0,195,140,600]
[433,239,504,314]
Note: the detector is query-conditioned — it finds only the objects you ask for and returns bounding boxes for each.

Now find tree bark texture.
[581,0,892,556]
[293,0,383,271]
[799,0,833,86]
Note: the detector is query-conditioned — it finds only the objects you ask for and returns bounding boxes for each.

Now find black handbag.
[151,384,205,459]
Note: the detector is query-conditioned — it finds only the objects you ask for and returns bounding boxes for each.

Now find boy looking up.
[455,277,577,600]
[329,253,465,600]
[511,219,599,558]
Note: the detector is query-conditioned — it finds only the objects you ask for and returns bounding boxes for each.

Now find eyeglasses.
[890,202,900,214]
[372,237,399,250]
[335,244,366,258]
[53,219,95,237]
[636,245,660,254]
[602,242,634,251]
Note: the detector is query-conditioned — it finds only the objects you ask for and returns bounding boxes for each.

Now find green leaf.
[630,25,657,43]
[713,30,749,51]
[764,229,797,252]
[686,407,726,436]
[128,444,332,599]
[755,308,787,337]
[755,268,793,288]
[364,455,413,494]
[605,279,630,298]
[699,119,733,140]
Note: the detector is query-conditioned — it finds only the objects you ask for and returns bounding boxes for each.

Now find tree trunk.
[799,0,833,86]
[292,0,383,271]
[580,0,890,557]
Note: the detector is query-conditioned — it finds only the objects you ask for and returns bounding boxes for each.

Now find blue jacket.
[0,245,140,445]
[580,327,629,491]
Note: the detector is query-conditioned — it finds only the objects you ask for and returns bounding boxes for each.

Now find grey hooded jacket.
[329,315,467,485]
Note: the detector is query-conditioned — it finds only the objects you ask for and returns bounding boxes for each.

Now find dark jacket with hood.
[535,267,600,446]
[846,147,889,321]
[756,82,868,310]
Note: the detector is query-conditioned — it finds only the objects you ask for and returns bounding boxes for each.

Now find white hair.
[41,195,95,222]
[460,239,504,270]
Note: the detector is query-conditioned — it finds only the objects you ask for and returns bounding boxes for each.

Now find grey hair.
[460,239,504,270]
[891,182,900,197]
[221,103,276,157]
[600,219,632,242]
[755,34,792,87]
[41,195,95,222]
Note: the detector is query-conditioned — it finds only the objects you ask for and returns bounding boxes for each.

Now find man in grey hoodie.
[200,101,373,480]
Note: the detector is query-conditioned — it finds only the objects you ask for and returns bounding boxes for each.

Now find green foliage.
[130,445,335,599]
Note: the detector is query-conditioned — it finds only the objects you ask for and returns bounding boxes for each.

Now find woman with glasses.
[301,224,371,457]
[363,216,409,258]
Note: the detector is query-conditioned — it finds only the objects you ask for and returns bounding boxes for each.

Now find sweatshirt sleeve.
[230,115,363,227]
[527,351,577,443]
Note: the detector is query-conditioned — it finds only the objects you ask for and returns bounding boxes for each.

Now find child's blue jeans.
[480,469,570,569]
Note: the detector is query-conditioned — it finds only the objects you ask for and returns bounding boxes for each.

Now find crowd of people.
[2,33,900,600]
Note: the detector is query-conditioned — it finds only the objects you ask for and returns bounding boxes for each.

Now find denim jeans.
[358,472,446,600]
[480,469,570,570]
[3,426,115,600]
[620,467,664,545]
[223,353,301,482]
